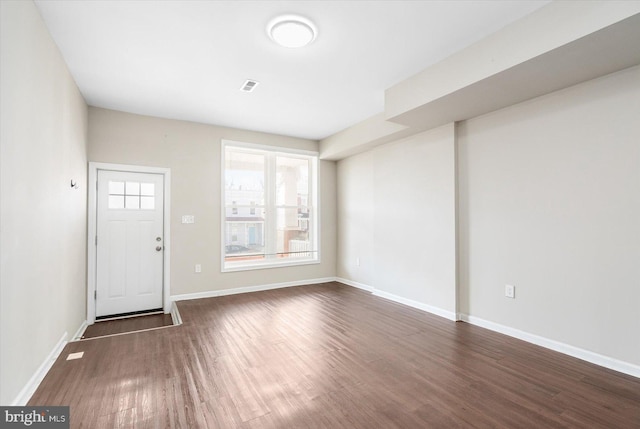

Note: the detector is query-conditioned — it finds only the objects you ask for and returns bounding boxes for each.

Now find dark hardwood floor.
[28,282,640,428]
[81,313,174,339]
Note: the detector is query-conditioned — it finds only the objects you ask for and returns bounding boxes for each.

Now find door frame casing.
[87,162,171,324]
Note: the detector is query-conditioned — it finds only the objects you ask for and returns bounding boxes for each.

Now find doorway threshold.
[77,304,182,341]
[96,308,164,322]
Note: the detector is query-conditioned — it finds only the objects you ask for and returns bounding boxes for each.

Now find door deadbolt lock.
[156,246,163,251]
[156,237,162,242]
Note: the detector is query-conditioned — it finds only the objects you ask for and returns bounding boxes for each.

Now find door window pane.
[140,196,154,210]
[126,181,140,195]
[108,195,125,209]
[108,181,125,195]
[140,183,155,196]
[108,180,156,210]
[125,196,140,209]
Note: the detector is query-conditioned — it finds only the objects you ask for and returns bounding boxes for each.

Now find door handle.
[156,246,163,251]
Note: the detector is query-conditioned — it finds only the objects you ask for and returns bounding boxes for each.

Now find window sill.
[222,258,321,273]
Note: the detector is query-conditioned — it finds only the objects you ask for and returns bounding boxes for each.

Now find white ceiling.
[35,0,549,140]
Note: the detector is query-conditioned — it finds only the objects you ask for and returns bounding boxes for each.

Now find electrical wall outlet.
[505,284,515,299]
[195,264,201,273]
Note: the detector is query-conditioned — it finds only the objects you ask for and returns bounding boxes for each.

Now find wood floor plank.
[82,313,174,339]
[27,282,640,428]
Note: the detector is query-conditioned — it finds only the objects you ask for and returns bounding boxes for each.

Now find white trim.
[334,278,457,321]
[94,311,164,323]
[222,259,321,273]
[76,306,182,343]
[335,277,374,292]
[163,169,172,314]
[459,314,640,379]
[220,140,320,272]
[171,277,335,302]
[76,324,178,342]
[372,289,459,322]
[11,331,68,406]
[170,301,183,326]
[87,162,172,324]
[169,276,638,378]
[336,279,638,377]
[221,139,319,157]
[72,320,89,341]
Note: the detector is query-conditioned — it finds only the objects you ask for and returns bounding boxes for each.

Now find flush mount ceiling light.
[267,15,317,48]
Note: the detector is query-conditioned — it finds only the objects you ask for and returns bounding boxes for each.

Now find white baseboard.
[13,318,90,405]
[372,289,458,322]
[71,320,89,341]
[337,280,638,378]
[334,278,457,322]
[459,314,640,379]
[335,277,374,292]
[172,277,638,379]
[170,301,183,326]
[12,331,68,406]
[171,277,336,302]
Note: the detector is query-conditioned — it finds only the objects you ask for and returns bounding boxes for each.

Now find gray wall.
[458,65,640,365]
[337,124,457,316]
[337,65,640,366]
[2,0,638,405]
[1,1,88,404]
[88,107,337,296]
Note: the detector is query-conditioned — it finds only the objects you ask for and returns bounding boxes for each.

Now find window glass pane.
[140,196,154,210]
[224,221,265,261]
[225,149,265,207]
[125,195,140,209]
[140,183,155,196]
[226,205,265,219]
[276,207,312,259]
[108,195,125,209]
[222,142,317,270]
[276,156,309,206]
[126,181,140,195]
[108,181,125,195]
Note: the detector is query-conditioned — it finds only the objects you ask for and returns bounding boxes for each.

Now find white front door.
[96,170,164,317]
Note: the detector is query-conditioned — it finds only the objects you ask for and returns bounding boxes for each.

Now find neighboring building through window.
[222,140,319,271]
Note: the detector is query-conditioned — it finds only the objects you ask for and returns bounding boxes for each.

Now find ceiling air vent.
[240,79,259,92]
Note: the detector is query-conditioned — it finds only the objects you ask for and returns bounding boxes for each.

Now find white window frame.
[221,140,320,272]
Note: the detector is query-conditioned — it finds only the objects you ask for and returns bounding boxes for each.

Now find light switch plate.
[182,215,195,224]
